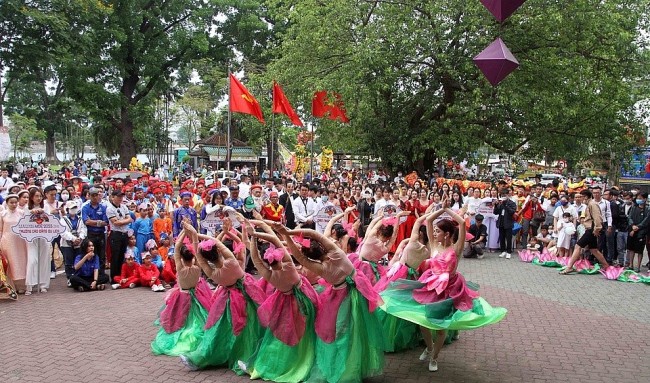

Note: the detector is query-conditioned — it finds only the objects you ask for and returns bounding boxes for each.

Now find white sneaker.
[67,279,72,288]
[50,272,56,279]
[129,283,136,289]
[180,355,198,371]
[156,284,165,292]
[419,347,432,361]
[237,360,249,373]
[151,285,157,292]
[498,252,506,258]
[505,253,511,259]
[429,358,438,372]
[111,284,120,290]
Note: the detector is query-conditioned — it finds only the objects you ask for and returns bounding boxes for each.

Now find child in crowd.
[134,203,155,254]
[154,210,172,243]
[535,225,553,248]
[526,237,542,253]
[161,254,177,288]
[158,233,171,263]
[555,212,575,257]
[111,250,140,289]
[126,233,141,264]
[139,252,165,292]
[146,239,164,271]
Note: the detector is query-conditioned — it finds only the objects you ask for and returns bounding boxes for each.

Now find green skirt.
[379,279,507,331]
[310,286,384,383]
[181,297,262,371]
[151,290,208,356]
[245,287,318,382]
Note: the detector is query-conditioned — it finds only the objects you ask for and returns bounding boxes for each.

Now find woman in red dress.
[390,188,410,254]
[413,188,431,218]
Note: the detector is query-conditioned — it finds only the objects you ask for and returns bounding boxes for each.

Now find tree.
[8,113,45,159]
[263,0,650,172]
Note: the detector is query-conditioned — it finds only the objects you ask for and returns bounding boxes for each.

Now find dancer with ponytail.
[151,223,211,356]
[239,223,321,382]
[379,201,507,372]
[179,219,265,372]
[274,223,384,383]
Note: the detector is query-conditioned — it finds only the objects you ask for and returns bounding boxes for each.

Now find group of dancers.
[150,198,507,382]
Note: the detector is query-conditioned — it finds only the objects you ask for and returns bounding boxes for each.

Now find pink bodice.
[267,261,301,292]
[320,250,356,286]
[358,236,388,262]
[210,258,245,287]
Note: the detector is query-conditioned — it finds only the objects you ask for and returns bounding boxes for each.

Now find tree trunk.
[0,74,4,127]
[117,108,137,168]
[266,137,274,172]
[45,130,59,163]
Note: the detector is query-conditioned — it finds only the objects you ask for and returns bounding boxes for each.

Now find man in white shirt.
[571,192,586,216]
[239,175,251,199]
[0,169,14,199]
[292,183,318,229]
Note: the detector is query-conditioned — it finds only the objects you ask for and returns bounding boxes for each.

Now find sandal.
[24,290,32,296]
[559,268,576,275]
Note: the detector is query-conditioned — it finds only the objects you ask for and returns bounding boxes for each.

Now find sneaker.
[40,288,48,293]
[237,360,249,373]
[67,279,72,288]
[111,284,120,290]
[50,272,56,279]
[419,347,432,361]
[180,355,198,371]
[498,252,506,258]
[129,283,136,289]
[505,253,511,259]
[152,285,157,292]
[429,358,438,372]
[477,254,484,259]
[156,284,165,292]
[452,332,460,340]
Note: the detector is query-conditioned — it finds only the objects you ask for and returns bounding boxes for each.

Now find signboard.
[382,204,407,223]
[12,213,66,242]
[475,199,497,219]
[621,148,650,181]
[314,205,343,233]
[200,206,240,234]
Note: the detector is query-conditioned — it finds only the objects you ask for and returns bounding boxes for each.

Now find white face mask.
[60,193,69,201]
[68,208,79,215]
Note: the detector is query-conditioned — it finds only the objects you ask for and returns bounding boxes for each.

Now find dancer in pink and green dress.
[179,222,265,372]
[151,226,212,356]
[239,225,321,382]
[275,224,384,383]
[380,204,507,372]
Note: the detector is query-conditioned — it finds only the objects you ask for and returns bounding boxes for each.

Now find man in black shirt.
[279,181,297,228]
[464,214,488,259]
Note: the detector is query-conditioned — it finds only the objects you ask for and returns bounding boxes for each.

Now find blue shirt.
[172,206,198,237]
[74,254,99,277]
[81,202,108,234]
[225,197,244,210]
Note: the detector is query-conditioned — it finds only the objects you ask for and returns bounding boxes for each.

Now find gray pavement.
[1,252,649,383]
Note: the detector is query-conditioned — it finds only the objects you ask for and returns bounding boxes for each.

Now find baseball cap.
[244,196,255,211]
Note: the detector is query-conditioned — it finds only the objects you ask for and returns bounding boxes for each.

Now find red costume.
[139,262,161,287]
[161,258,177,284]
[113,262,141,288]
[261,202,285,222]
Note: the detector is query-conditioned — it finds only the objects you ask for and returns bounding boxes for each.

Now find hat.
[124,250,134,259]
[89,187,101,195]
[208,188,220,195]
[138,202,150,210]
[244,196,256,211]
[111,189,124,197]
[142,251,151,259]
[250,184,262,192]
[362,188,373,197]
[229,185,239,191]
[269,191,278,198]
[127,229,134,237]
[179,191,192,199]
[66,200,80,211]
[160,233,169,240]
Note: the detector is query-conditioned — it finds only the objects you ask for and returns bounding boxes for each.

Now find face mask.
[500,197,507,201]
[322,196,328,202]
[625,200,633,205]
[561,201,568,206]
[636,199,645,205]
[60,194,69,201]
[68,208,79,215]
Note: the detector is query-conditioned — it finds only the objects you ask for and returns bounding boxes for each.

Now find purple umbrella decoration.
[480,0,527,22]
[473,37,519,86]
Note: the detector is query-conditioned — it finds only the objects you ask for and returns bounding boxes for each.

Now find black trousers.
[86,232,106,276]
[109,231,129,280]
[69,274,110,289]
[499,227,513,253]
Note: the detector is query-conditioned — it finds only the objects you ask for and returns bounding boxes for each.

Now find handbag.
[533,208,546,222]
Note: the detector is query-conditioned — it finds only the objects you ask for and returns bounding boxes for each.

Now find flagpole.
[227,70,231,173]
[270,112,275,177]
[310,118,315,180]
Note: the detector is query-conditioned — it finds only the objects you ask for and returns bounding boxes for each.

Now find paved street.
[1,253,649,383]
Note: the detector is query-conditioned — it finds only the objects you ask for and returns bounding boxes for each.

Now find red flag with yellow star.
[312,90,350,123]
[272,81,303,127]
[229,74,265,124]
